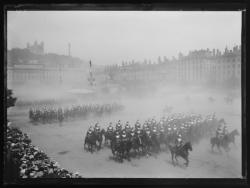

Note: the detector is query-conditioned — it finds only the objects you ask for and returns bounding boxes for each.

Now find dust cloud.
[7,80,242,178]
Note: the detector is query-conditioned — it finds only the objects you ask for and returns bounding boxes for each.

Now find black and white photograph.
[4,8,244,181]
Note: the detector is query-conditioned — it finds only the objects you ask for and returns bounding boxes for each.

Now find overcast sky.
[7,11,241,65]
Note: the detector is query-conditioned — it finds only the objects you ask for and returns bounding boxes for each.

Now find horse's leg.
[171,152,175,166]
[90,144,93,153]
[211,143,214,152]
[175,155,179,165]
[185,155,189,166]
[84,141,87,151]
[98,140,102,150]
[217,144,222,153]
[171,149,176,166]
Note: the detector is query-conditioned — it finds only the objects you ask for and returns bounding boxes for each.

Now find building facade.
[103,45,241,86]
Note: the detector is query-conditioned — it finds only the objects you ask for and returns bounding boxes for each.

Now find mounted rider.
[173,124,178,137]
[129,128,136,139]
[175,134,184,150]
[135,120,141,131]
[87,127,94,137]
[115,130,121,142]
[222,125,229,138]
[125,121,131,134]
[107,122,113,133]
[121,130,128,143]
[135,128,142,139]
[116,120,122,132]
[94,123,101,133]
[215,125,223,140]
[89,126,94,132]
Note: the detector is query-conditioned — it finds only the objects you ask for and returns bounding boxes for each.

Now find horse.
[104,131,114,147]
[130,134,144,157]
[121,137,132,161]
[168,142,193,167]
[93,129,105,150]
[111,138,124,162]
[84,133,96,153]
[211,129,239,153]
[226,129,240,145]
[151,133,161,153]
[210,135,229,153]
[141,131,153,156]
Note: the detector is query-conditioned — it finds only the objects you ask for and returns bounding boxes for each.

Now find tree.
[6,87,17,108]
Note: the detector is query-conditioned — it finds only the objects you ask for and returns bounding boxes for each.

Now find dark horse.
[94,129,106,150]
[104,131,114,147]
[111,138,124,162]
[210,129,239,152]
[168,142,193,167]
[84,133,96,153]
[227,129,240,145]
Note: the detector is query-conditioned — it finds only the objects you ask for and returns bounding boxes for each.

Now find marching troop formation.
[16,98,76,107]
[84,113,228,163]
[29,103,124,123]
[6,122,82,179]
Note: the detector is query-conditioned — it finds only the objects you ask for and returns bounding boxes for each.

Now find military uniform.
[175,134,184,149]
[216,126,223,139]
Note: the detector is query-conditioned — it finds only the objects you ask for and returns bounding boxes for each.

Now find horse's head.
[232,129,239,136]
[184,142,192,151]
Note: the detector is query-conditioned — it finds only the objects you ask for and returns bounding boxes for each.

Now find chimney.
[68,43,71,57]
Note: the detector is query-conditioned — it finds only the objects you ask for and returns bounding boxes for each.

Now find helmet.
[122,131,126,137]
[116,123,121,128]
[130,130,135,136]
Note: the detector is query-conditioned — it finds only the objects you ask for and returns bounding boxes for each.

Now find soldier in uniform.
[121,130,129,153]
[125,121,131,134]
[222,125,228,138]
[87,128,93,136]
[175,134,184,150]
[135,120,141,131]
[216,125,223,140]
[107,123,113,132]
[89,126,94,133]
[115,130,121,142]
[94,123,101,133]
[116,122,122,133]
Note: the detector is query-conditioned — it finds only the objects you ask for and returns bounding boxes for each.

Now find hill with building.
[7,41,88,69]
